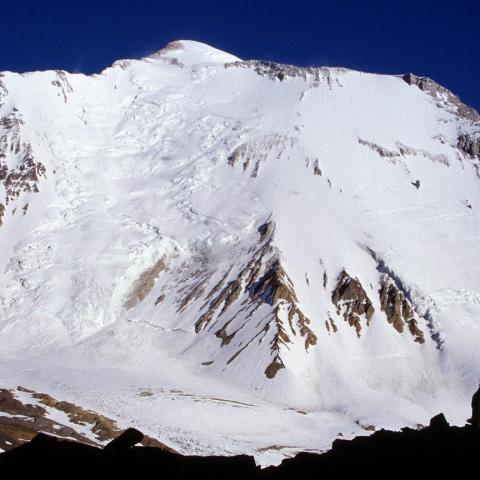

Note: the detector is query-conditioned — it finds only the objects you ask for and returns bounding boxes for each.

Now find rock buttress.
[331,271,374,337]
[379,277,425,344]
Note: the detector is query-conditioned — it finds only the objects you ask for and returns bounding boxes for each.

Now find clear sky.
[2,0,479,110]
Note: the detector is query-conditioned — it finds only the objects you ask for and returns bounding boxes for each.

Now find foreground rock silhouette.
[1,413,480,479]
[468,383,480,425]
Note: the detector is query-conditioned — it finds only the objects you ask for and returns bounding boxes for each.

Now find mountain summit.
[0,40,479,463]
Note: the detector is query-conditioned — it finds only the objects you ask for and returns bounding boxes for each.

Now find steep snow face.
[1,40,480,461]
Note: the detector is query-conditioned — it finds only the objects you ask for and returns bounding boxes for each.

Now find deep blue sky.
[2,0,479,110]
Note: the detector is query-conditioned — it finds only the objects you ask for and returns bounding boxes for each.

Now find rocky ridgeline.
[402,73,480,122]
[402,73,480,171]
[0,387,173,453]
[185,220,316,379]
[2,405,480,479]
[225,59,345,89]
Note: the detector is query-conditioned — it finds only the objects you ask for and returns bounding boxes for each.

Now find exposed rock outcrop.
[197,252,318,374]
[3,146,46,203]
[331,271,374,337]
[227,134,296,177]
[0,387,174,453]
[226,60,317,81]
[125,258,166,309]
[313,159,322,176]
[0,110,46,228]
[0,111,24,155]
[397,142,449,166]
[359,138,449,166]
[192,222,316,379]
[379,277,425,343]
[0,79,8,112]
[17,387,117,441]
[325,316,337,334]
[0,75,7,108]
[457,133,480,159]
[151,40,185,58]
[250,259,317,354]
[358,138,400,159]
[225,60,345,89]
[402,73,480,122]
[264,355,285,379]
[51,70,73,103]
[258,221,274,242]
[0,388,99,451]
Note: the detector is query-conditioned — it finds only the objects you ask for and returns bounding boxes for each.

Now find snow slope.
[1,40,480,464]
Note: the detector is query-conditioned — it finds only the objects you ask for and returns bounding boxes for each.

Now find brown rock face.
[331,271,374,337]
[250,259,317,358]
[379,278,425,344]
[200,254,317,379]
[265,355,285,379]
[194,222,316,379]
[124,258,166,309]
[325,316,337,334]
[194,276,243,333]
[0,387,175,453]
[0,389,100,452]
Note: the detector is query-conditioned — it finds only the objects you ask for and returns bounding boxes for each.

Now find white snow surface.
[1,40,480,465]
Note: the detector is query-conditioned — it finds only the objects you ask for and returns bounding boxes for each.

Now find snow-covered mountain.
[1,40,480,464]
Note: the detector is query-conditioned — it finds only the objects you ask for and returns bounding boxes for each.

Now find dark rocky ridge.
[2,409,480,479]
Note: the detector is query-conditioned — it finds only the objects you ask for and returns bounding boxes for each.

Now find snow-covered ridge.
[0,40,480,464]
